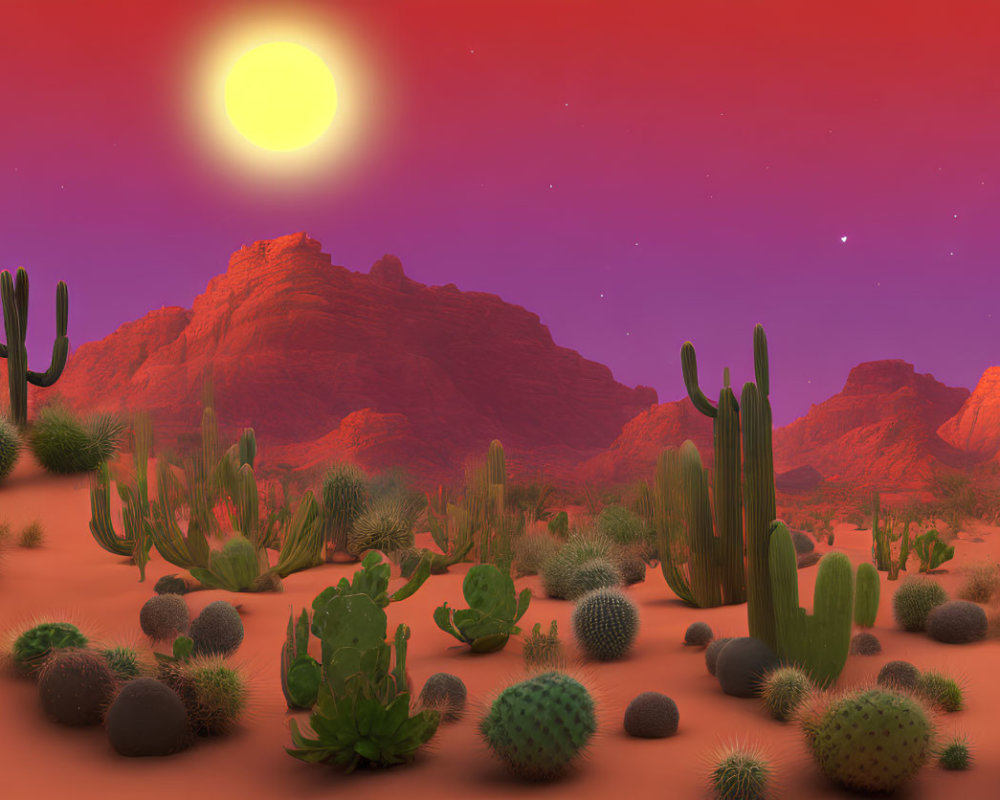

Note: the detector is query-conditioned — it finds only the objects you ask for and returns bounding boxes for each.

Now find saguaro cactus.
[0,267,69,427]
[770,521,854,687]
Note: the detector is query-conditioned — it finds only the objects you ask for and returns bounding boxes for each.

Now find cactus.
[522,620,565,669]
[913,528,955,572]
[548,510,569,537]
[433,564,531,652]
[189,535,261,592]
[0,267,68,427]
[280,609,321,710]
[480,671,596,779]
[760,665,812,721]
[892,576,948,631]
[769,521,854,687]
[566,558,622,599]
[805,688,933,794]
[271,490,323,577]
[319,462,368,562]
[709,743,771,800]
[12,622,89,677]
[348,494,418,556]
[938,737,973,770]
[89,410,155,580]
[571,587,640,661]
[871,492,910,579]
[0,415,21,480]
[853,562,880,627]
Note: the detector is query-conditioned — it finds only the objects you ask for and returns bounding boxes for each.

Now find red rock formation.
[937,366,1000,460]
[26,233,656,484]
[772,360,973,489]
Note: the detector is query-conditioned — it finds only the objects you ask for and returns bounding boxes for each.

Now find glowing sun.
[224,42,338,151]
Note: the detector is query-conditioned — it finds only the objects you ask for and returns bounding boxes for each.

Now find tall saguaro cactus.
[0,267,69,426]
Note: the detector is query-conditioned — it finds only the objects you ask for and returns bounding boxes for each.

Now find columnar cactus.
[0,267,68,427]
[769,521,854,686]
[853,562,880,627]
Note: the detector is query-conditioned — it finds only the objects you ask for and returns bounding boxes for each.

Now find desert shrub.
[0,416,22,481]
[38,649,117,726]
[418,673,467,722]
[101,645,143,680]
[506,481,556,522]
[715,637,781,698]
[957,560,1000,603]
[189,601,244,657]
[18,520,44,548]
[480,671,595,780]
[938,736,973,770]
[623,691,678,738]
[540,531,614,600]
[849,631,882,655]
[566,558,622,600]
[877,660,920,691]
[804,688,933,794]
[926,600,987,644]
[571,587,639,661]
[513,533,562,577]
[11,621,88,677]
[684,621,714,647]
[28,404,127,474]
[916,671,964,712]
[709,743,770,800]
[760,666,811,721]
[705,637,734,677]
[893,577,948,632]
[547,510,569,537]
[139,594,190,642]
[595,504,646,547]
[106,677,190,756]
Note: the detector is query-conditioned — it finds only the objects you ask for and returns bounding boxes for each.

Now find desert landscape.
[4,2,1000,798]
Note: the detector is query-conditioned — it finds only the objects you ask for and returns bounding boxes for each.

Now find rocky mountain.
[937,366,1000,461]
[20,233,657,484]
[772,360,974,489]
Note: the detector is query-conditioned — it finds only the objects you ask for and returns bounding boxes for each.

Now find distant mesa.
[775,465,824,494]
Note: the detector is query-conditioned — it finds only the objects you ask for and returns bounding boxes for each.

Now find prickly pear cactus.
[806,688,933,793]
[480,671,596,779]
[434,564,530,652]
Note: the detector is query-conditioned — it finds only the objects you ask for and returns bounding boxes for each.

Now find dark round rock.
[705,636,734,677]
[715,637,781,697]
[623,691,679,738]
[849,631,882,656]
[926,600,988,644]
[106,678,189,757]
[684,622,714,647]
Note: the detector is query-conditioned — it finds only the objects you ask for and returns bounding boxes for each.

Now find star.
[840,236,848,243]
[599,293,605,298]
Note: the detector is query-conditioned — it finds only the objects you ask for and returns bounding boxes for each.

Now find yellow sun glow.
[224,42,338,151]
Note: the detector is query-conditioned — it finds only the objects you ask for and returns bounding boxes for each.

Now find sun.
[224,42,338,152]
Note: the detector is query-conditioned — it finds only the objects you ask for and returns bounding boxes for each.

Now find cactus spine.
[0,267,69,427]
[770,521,853,687]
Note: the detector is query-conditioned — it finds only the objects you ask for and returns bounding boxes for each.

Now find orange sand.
[1,453,998,798]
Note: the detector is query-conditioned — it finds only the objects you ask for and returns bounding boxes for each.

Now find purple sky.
[2,0,998,426]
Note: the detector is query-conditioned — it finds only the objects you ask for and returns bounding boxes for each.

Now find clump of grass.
[0,520,11,548]
[19,521,45,549]
[957,560,1000,604]
[916,671,964,713]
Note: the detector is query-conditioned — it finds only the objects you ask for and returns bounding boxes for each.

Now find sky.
[1,0,999,427]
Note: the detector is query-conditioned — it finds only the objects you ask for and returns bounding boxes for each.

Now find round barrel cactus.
[480,671,596,779]
[571,588,639,661]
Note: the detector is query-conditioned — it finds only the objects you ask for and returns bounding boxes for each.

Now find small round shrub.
[957,561,1000,604]
[101,646,142,680]
[893,577,948,632]
[154,574,191,595]
[418,672,467,722]
[571,587,639,661]
[28,405,127,474]
[566,558,622,600]
[540,532,614,600]
[0,417,22,481]
[705,637,734,677]
[18,521,44,548]
[189,601,243,657]
[513,533,561,577]
[709,744,770,800]
[12,622,89,677]
[926,600,988,644]
[139,594,190,642]
[715,637,781,698]
[805,688,933,794]
[623,692,678,738]
[106,677,189,756]
[480,671,596,780]
[684,622,714,647]
[916,671,964,712]
[877,660,920,691]
[849,631,882,655]
[38,649,117,726]
[595,505,646,547]
[938,737,973,770]
[760,666,811,721]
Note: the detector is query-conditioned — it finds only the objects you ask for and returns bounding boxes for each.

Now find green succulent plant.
[709,744,771,800]
[12,622,88,677]
[281,609,321,710]
[434,564,531,653]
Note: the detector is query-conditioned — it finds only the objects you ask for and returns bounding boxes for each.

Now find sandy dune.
[1,452,998,798]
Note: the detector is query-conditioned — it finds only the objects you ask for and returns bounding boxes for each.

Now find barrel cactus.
[418,673,467,722]
[623,691,678,738]
[106,677,190,756]
[189,601,244,657]
[938,736,973,770]
[566,559,622,600]
[877,660,920,691]
[480,671,596,780]
[759,666,812,721]
[571,588,639,661]
[684,621,714,647]
[139,594,190,642]
[804,688,934,794]
[892,577,947,632]
[926,600,987,644]
[38,649,117,726]
[709,743,771,800]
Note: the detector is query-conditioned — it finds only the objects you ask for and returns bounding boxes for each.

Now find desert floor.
[1,453,998,799]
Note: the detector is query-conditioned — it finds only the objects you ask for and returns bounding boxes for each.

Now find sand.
[1,452,998,798]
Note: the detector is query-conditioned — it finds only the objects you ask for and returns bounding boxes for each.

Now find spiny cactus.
[319,462,368,562]
[853,562,880,627]
[139,594,190,642]
[348,494,418,557]
[916,671,964,712]
[101,645,142,680]
[480,671,596,780]
[418,673,467,722]
[893,576,948,632]
[759,666,812,721]
[623,692,679,738]
[29,404,127,474]
[0,416,21,480]
[804,688,933,794]
[684,621,714,647]
[571,587,639,661]
[849,631,881,655]
[708,743,771,800]
[540,532,615,600]
[0,266,68,427]
[189,601,244,657]
[38,649,117,726]
[106,677,190,757]
[11,622,89,677]
[705,636,734,677]
[871,492,911,579]
[566,558,622,600]
[938,736,973,770]
[926,599,987,644]
[877,660,920,691]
